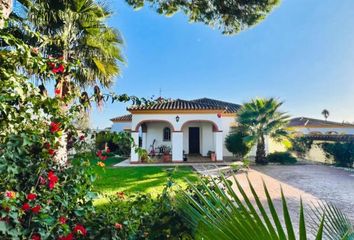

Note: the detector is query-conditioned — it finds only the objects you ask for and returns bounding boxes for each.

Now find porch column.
[214,131,223,161]
[142,132,147,150]
[141,123,147,150]
[172,131,183,162]
[130,131,139,163]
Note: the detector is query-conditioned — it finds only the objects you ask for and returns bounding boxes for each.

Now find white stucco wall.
[111,122,131,132]
[130,113,225,160]
[145,122,172,152]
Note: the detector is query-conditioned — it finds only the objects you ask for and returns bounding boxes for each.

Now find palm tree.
[20,0,124,88]
[322,109,330,121]
[237,98,290,164]
[177,175,354,240]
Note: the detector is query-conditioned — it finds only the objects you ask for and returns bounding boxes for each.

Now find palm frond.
[177,174,353,240]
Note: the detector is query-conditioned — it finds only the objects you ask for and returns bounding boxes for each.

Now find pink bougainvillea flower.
[59,216,67,224]
[32,205,41,214]
[114,223,123,230]
[27,193,37,201]
[5,191,16,199]
[39,176,46,185]
[55,88,61,95]
[97,161,105,168]
[22,203,30,212]
[48,171,59,190]
[58,233,73,240]
[31,233,41,240]
[48,149,55,156]
[50,122,61,133]
[73,224,87,236]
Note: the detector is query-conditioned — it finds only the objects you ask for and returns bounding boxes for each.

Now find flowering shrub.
[84,177,194,240]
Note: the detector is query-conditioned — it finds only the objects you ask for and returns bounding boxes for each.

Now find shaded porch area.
[130,119,224,163]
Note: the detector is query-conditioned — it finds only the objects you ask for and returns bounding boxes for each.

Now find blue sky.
[91,0,354,129]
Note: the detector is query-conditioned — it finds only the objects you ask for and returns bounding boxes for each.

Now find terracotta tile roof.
[191,98,241,113]
[289,117,354,128]
[128,98,240,113]
[110,114,132,122]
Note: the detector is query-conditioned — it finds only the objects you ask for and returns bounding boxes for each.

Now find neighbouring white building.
[111,98,354,164]
[111,98,240,163]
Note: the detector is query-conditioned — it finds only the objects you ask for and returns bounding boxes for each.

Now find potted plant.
[207,150,216,161]
[138,148,149,163]
[162,146,172,162]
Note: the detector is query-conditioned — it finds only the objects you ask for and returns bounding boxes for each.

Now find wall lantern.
[175,115,180,122]
[217,113,222,118]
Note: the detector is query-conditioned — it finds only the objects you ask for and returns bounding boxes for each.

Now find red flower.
[59,216,67,224]
[32,205,41,214]
[22,203,30,211]
[55,88,61,95]
[5,191,16,199]
[106,148,110,153]
[27,193,37,201]
[44,142,51,149]
[50,122,61,133]
[96,150,102,156]
[73,224,87,236]
[58,233,73,240]
[48,149,55,156]
[48,62,55,68]
[99,155,107,161]
[79,135,85,141]
[114,223,123,230]
[52,64,65,74]
[31,233,41,240]
[48,171,59,190]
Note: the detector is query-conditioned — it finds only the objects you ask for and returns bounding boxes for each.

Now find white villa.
[111,98,240,163]
[110,98,354,163]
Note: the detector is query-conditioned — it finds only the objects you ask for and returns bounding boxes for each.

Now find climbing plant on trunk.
[236,98,290,164]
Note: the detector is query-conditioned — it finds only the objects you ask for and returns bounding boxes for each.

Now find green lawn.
[78,153,199,201]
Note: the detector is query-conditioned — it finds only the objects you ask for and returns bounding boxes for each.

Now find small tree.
[225,130,251,159]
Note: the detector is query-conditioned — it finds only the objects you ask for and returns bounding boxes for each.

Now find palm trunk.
[0,0,13,28]
[255,135,267,164]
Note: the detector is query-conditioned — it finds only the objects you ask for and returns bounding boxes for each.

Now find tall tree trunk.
[255,135,267,164]
[0,0,13,28]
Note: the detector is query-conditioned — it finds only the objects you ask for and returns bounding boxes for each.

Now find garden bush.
[320,141,354,168]
[288,137,313,158]
[0,21,147,238]
[225,130,251,159]
[95,131,132,157]
[85,174,193,239]
[267,152,297,164]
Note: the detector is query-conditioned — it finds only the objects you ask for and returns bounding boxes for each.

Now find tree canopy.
[126,0,280,34]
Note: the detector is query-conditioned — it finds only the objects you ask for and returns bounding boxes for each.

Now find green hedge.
[267,152,297,164]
